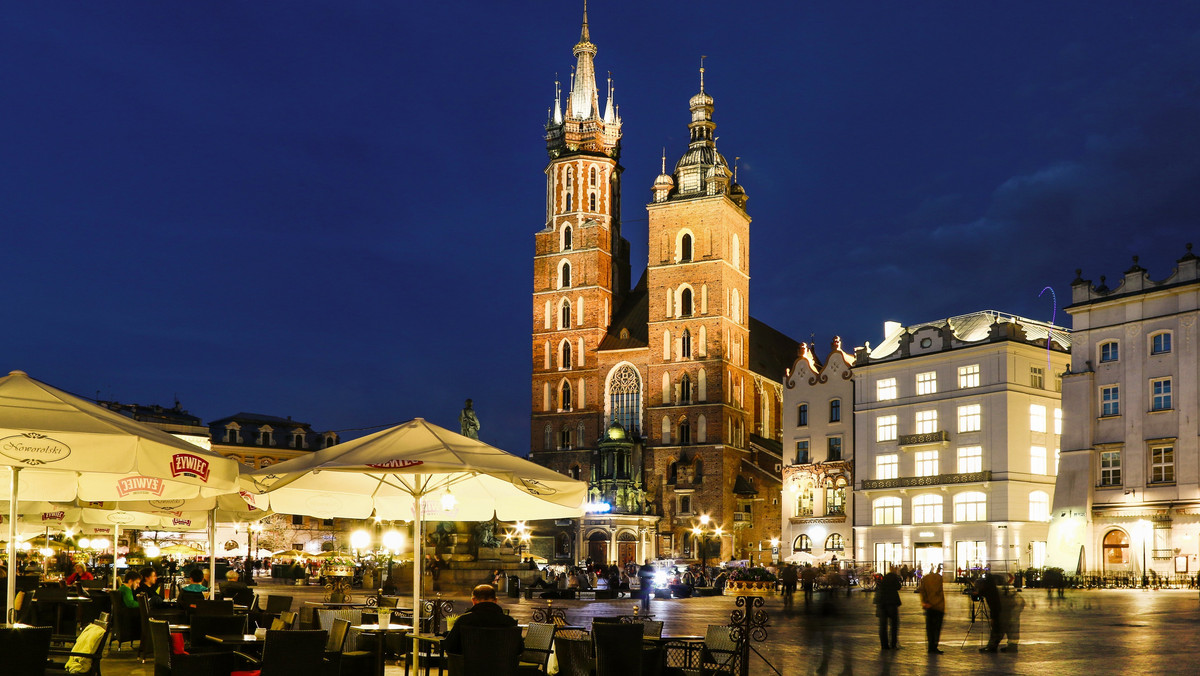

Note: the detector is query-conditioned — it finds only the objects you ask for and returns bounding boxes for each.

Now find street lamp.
[691,516,722,576]
[1135,519,1151,588]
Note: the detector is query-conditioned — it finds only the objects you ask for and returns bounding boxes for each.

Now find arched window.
[544,424,552,450]
[680,287,693,316]
[589,193,596,211]
[680,373,692,404]
[794,534,812,552]
[912,494,943,524]
[825,477,847,516]
[873,497,902,525]
[560,300,571,329]
[569,465,581,480]
[680,233,693,262]
[589,166,597,186]
[565,193,572,212]
[560,425,573,450]
[731,288,741,324]
[560,261,572,288]
[560,341,572,370]
[607,364,642,435]
[732,233,741,269]
[679,418,691,445]
[694,458,703,479]
[953,491,987,522]
[1029,491,1050,521]
[1103,529,1130,564]
[668,462,678,484]
[560,380,573,411]
[562,225,572,250]
[681,329,692,358]
[796,483,813,516]
[661,416,671,444]
[825,533,844,552]
[566,166,573,187]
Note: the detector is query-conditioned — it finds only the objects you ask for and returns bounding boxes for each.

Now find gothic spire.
[567,1,600,120]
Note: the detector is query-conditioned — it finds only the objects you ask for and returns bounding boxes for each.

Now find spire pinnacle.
[661,148,667,174]
[699,55,707,92]
[581,0,589,43]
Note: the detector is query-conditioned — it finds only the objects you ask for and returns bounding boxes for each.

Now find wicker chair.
[0,624,54,676]
[517,622,556,674]
[446,625,523,676]
[593,622,645,676]
[553,634,594,676]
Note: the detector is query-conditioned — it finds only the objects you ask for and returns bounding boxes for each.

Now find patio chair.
[322,617,356,676]
[553,634,594,676]
[642,620,664,638]
[446,625,523,676]
[593,622,644,676]
[189,613,248,652]
[45,619,111,676]
[679,625,738,676]
[174,590,205,614]
[107,590,141,651]
[193,599,235,616]
[0,624,53,676]
[233,629,328,676]
[148,618,235,676]
[517,622,556,674]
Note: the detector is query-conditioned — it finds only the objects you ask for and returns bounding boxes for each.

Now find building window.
[1151,444,1175,483]
[797,404,808,427]
[291,515,304,526]
[560,381,573,411]
[953,492,987,522]
[796,485,814,516]
[1030,446,1047,475]
[680,233,693,262]
[877,378,897,401]
[224,426,240,444]
[1103,530,1129,565]
[1030,366,1044,389]
[825,533,845,552]
[829,399,841,423]
[1101,386,1120,417]
[793,441,810,464]
[678,419,691,445]
[679,373,692,404]
[258,428,273,446]
[589,166,597,186]
[1151,378,1172,411]
[827,437,842,461]
[560,261,572,288]
[1100,341,1119,363]
[561,301,571,329]
[915,409,937,435]
[958,364,980,388]
[957,446,982,474]
[1029,491,1050,522]
[795,534,812,552]
[1031,541,1048,568]
[916,371,937,395]
[957,404,981,433]
[560,426,573,450]
[876,454,898,480]
[607,364,642,435]
[1030,404,1047,433]
[912,494,943,524]
[290,431,305,449]
[873,497,902,525]
[1151,332,1172,355]
[1054,408,1062,435]
[560,341,572,370]
[877,415,898,442]
[681,329,692,359]
[825,478,847,515]
[588,193,596,211]
[544,424,552,451]
[678,494,692,515]
[565,193,572,212]
[1099,450,1121,486]
[562,225,572,250]
[915,450,939,477]
[324,434,337,448]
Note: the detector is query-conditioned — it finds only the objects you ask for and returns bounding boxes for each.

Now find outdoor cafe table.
[352,623,412,676]
[205,633,264,646]
[306,601,370,609]
[410,633,445,676]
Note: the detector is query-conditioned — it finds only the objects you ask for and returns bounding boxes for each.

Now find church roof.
[748,316,801,380]
[597,272,649,351]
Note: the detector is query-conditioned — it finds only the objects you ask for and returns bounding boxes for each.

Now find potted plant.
[724,566,777,596]
[322,554,357,578]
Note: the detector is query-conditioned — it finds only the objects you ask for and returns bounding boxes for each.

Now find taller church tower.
[531,6,630,462]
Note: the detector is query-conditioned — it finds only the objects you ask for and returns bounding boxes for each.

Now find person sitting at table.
[65,563,94,586]
[220,570,251,604]
[442,584,521,655]
[181,568,208,593]
[137,567,166,606]
[119,570,142,609]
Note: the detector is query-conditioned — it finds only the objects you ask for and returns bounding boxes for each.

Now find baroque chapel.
[530,8,798,566]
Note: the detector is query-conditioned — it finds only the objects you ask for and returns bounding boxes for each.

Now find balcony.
[789,514,847,524]
[733,512,751,523]
[861,470,991,490]
[899,431,949,447]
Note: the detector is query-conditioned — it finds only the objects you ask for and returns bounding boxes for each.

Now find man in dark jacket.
[442,584,520,655]
[874,566,902,649]
[975,574,1003,652]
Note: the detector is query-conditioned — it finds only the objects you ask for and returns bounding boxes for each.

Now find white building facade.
[782,339,855,564]
[1049,248,1200,580]
[853,312,1069,577]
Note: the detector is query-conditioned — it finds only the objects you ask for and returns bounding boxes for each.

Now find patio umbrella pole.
[208,508,216,600]
[412,476,423,675]
[113,523,122,589]
[6,466,18,623]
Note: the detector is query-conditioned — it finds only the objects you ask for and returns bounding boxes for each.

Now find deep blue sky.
[4,2,1198,456]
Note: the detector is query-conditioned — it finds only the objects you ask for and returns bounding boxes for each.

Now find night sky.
[4,2,1198,457]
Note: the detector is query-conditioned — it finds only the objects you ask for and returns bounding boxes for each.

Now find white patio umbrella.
[245,417,586,672]
[0,370,240,621]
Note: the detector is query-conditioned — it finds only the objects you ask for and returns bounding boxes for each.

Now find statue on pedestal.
[460,399,481,439]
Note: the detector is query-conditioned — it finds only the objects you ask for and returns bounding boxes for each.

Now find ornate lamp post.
[691,515,723,578]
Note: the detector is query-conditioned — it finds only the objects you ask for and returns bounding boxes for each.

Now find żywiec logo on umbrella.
[172,518,193,527]
[117,476,165,497]
[0,432,71,465]
[514,477,558,497]
[149,499,186,510]
[366,459,424,469]
[171,453,210,481]
[41,511,66,522]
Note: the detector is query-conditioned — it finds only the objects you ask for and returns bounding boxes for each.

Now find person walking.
[917,565,945,653]
[638,560,655,612]
[874,566,902,649]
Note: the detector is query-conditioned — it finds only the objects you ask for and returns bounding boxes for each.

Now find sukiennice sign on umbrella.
[244,417,586,672]
[0,370,240,621]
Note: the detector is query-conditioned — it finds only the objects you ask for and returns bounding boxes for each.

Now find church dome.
[605,420,627,440]
[689,90,714,109]
[653,171,675,188]
[674,145,728,173]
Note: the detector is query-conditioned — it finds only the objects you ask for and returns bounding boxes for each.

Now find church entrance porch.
[588,531,609,564]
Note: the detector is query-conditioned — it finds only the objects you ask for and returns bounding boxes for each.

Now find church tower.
[531,5,629,466]
[644,64,752,559]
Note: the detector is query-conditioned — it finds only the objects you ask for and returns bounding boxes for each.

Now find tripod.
[960,596,990,648]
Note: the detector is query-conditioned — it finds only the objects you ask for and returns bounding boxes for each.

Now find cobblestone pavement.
[96,580,1200,675]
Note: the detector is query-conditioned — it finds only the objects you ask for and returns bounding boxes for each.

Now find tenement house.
[853,312,1069,576]
[1049,246,1200,579]
[529,8,796,565]
[782,339,856,566]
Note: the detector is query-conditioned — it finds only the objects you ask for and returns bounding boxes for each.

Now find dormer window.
[257,426,274,447]
[324,434,338,448]
[224,424,241,444]
[290,430,306,449]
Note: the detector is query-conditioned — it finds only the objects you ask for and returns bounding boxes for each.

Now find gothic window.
[680,233,693,262]
[694,459,703,480]
[680,373,692,404]
[560,299,571,329]
[559,261,571,288]
[679,418,691,445]
[589,193,596,211]
[590,166,597,186]
[562,225,572,251]
[732,233,741,270]
[560,426,573,450]
[681,329,692,359]
[607,364,642,435]
[668,462,678,484]
[560,380,573,411]
[560,341,572,370]
[680,287,693,316]
[661,416,671,444]
[565,193,572,212]
[544,424,553,450]
[566,166,573,187]
[569,465,581,480]
[578,422,586,446]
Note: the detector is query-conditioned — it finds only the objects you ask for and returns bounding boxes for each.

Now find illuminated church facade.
[530,8,797,566]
